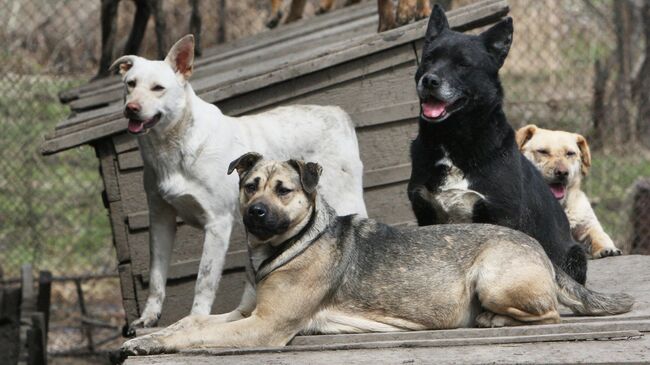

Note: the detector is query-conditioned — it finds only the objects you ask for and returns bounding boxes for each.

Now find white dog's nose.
[126,102,141,114]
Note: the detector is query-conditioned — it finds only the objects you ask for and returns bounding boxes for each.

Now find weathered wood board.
[122,255,650,365]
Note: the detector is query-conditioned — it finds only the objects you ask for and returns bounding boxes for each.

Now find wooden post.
[75,279,95,352]
[631,178,650,254]
[36,271,51,340]
[26,313,46,365]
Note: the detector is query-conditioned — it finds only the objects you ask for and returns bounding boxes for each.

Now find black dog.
[407,6,587,284]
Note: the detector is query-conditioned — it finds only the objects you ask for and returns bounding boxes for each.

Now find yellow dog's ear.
[109,55,137,76]
[575,134,592,176]
[515,124,538,149]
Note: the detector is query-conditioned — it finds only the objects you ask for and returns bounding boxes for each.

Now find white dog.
[111,35,367,332]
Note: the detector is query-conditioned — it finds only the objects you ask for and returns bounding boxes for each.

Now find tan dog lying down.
[119,154,632,357]
[516,125,622,258]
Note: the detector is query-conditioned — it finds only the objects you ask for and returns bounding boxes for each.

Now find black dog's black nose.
[248,204,267,218]
[422,74,441,88]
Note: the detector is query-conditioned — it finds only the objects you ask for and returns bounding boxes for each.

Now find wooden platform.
[124,255,650,364]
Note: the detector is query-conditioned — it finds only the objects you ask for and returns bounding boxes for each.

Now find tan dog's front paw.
[592,246,622,259]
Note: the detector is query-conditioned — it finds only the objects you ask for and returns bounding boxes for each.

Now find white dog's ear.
[228,152,263,177]
[575,134,592,176]
[110,55,137,76]
[165,35,195,80]
[288,159,323,195]
[515,124,538,149]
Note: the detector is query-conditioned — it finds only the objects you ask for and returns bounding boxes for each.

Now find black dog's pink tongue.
[422,101,446,119]
[128,119,144,133]
[549,184,566,199]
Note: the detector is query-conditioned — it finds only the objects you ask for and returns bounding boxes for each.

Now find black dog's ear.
[481,17,513,68]
[425,4,449,41]
[288,160,323,195]
[228,152,263,177]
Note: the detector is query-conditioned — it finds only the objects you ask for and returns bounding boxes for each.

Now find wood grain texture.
[132,270,247,325]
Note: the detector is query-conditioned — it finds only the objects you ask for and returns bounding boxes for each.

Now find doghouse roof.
[40,0,508,155]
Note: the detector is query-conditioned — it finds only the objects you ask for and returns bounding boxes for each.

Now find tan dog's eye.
[151,85,165,92]
[566,151,576,157]
[244,183,257,194]
[536,149,549,155]
[277,187,293,196]
[126,80,136,88]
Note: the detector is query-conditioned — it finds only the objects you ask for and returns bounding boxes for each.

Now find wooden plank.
[42,0,509,154]
[237,48,417,118]
[118,263,137,300]
[113,133,139,154]
[291,320,650,346]
[116,168,147,216]
[60,1,376,104]
[118,150,143,171]
[122,333,650,365]
[134,270,248,326]
[364,181,414,225]
[95,139,121,202]
[357,119,418,172]
[140,250,249,284]
[364,163,411,189]
[164,331,642,358]
[66,15,378,112]
[108,200,131,264]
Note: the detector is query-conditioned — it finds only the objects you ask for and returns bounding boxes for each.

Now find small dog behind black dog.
[407,6,588,284]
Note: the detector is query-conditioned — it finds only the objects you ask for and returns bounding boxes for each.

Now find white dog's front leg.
[190,215,233,315]
[130,191,177,332]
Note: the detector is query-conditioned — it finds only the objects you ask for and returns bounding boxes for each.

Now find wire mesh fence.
[0,0,649,362]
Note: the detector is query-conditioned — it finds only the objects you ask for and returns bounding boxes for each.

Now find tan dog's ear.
[228,152,263,177]
[165,35,195,79]
[575,134,591,176]
[515,124,538,149]
[110,55,137,76]
[288,160,323,195]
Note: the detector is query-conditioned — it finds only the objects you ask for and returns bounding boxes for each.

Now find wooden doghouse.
[41,0,509,326]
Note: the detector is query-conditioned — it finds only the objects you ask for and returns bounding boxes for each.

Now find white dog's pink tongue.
[128,119,144,133]
[549,184,566,199]
[422,101,446,119]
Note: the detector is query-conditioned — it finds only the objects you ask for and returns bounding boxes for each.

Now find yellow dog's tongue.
[422,101,446,119]
[549,184,566,199]
[128,119,144,133]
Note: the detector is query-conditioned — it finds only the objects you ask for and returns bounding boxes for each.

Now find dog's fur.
[266,0,361,28]
[407,6,588,284]
[516,125,622,258]
[377,0,433,32]
[110,35,367,333]
[120,154,633,356]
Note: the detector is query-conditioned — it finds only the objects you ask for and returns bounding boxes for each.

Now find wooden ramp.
[123,255,650,364]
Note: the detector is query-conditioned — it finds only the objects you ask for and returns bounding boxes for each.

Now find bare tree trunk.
[96,0,120,78]
[591,58,609,149]
[189,0,202,56]
[613,0,636,145]
[633,1,650,147]
[217,0,227,44]
[124,0,152,55]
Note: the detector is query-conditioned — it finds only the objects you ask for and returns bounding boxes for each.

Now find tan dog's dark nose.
[554,164,569,179]
[126,102,141,114]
